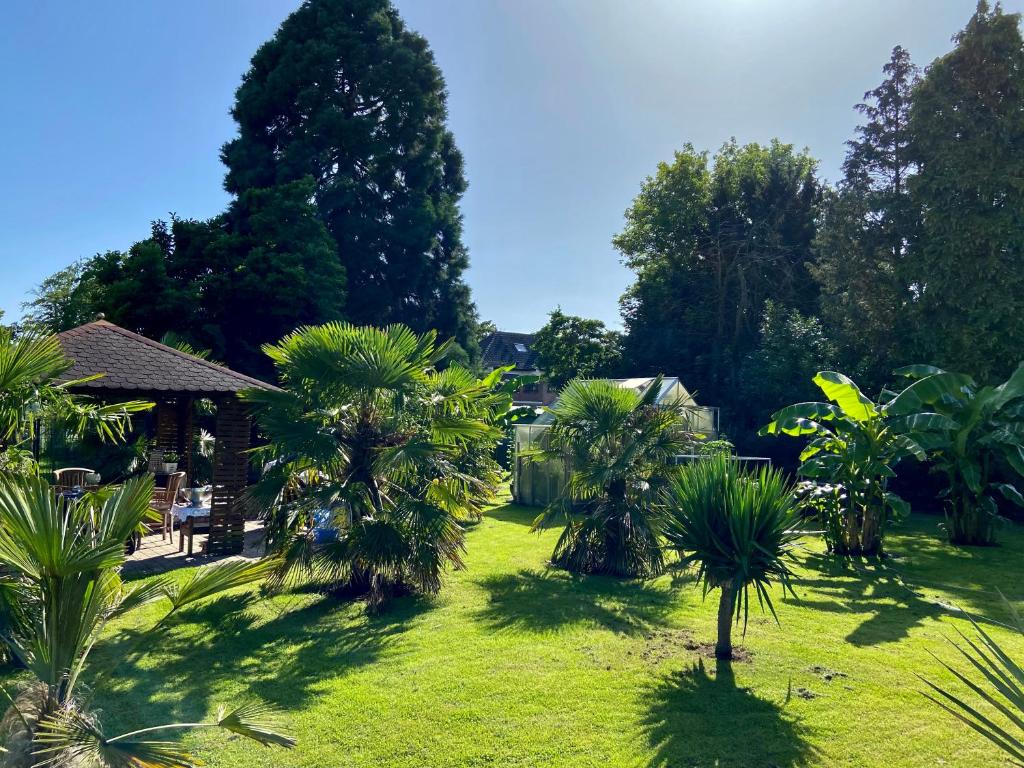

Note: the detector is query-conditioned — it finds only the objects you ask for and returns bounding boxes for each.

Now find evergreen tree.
[221,0,477,353]
[811,46,920,392]
[907,1,1024,380]
[180,179,347,375]
[40,178,346,377]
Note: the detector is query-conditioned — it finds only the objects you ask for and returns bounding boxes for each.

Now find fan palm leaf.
[0,474,293,763]
[243,323,509,609]
[921,598,1024,764]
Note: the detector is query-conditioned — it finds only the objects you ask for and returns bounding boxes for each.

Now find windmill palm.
[663,456,802,660]
[529,376,693,578]
[241,323,511,610]
[0,474,293,767]
[0,329,151,465]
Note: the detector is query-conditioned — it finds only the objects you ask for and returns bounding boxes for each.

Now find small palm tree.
[664,456,802,660]
[0,474,293,767]
[530,376,693,578]
[241,323,511,610]
[0,328,152,455]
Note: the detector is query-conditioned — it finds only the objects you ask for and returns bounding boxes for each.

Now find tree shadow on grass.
[642,659,815,768]
[90,590,426,732]
[484,503,538,527]
[789,547,1013,647]
[476,568,681,635]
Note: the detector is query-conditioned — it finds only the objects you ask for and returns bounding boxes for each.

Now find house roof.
[533,376,698,425]
[480,331,539,371]
[57,320,277,396]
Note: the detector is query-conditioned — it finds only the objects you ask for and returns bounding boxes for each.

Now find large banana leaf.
[886,372,976,415]
[813,371,877,422]
[893,364,949,380]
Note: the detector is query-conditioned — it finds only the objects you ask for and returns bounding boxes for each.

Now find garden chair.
[150,471,186,541]
[53,467,95,493]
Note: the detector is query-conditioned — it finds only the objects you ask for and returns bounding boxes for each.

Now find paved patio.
[125,520,267,576]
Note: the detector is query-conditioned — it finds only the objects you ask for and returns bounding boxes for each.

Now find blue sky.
[1,0,1016,332]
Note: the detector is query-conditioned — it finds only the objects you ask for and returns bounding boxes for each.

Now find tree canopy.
[24,0,477,377]
[615,140,821,447]
[906,0,1024,381]
[532,309,622,389]
[223,0,477,354]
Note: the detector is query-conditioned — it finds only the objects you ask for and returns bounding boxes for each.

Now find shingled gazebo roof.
[57,320,276,397]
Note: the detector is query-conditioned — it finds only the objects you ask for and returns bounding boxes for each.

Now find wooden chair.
[150,471,186,541]
[53,467,95,492]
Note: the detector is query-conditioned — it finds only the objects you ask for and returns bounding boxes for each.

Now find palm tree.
[529,376,692,578]
[0,474,293,767]
[241,323,511,610]
[663,456,802,660]
[0,328,151,467]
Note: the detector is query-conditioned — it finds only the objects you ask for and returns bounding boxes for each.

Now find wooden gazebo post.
[208,395,252,556]
[56,319,279,557]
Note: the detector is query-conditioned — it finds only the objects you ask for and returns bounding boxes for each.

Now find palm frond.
[161,559,277,616]
[921,598,1024,763]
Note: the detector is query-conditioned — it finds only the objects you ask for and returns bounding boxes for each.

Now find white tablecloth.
[172,504,211,522]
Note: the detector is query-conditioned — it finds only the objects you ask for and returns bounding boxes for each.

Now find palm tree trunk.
[716,582,736,660]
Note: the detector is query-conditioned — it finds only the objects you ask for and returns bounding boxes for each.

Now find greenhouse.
[511,377,719,506]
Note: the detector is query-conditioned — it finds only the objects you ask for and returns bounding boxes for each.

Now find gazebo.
[57,319,277,555]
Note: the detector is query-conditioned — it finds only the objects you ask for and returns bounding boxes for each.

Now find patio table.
[173,504,211,556]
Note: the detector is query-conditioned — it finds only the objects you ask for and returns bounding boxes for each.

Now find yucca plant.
[529,376,694,578]
[0,474,293,767]
[241,323,512,610]
[663,456,802,660]
[920,598,1024,764]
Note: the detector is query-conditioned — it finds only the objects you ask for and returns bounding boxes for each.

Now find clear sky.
[1,0,1017,332]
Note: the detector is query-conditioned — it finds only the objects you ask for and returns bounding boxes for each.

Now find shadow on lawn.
[485,503,537,527]
[642,659,815,768]
[790,538,1017,647]
[92,590,424,730]
[476,567,682,635]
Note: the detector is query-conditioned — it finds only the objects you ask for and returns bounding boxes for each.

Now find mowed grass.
[79,504,1024,767]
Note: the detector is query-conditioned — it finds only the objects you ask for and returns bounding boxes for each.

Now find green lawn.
[87,504,1024,767]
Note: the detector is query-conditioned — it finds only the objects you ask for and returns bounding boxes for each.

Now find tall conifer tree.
[907,1,1024,380]
[222,0,477,353]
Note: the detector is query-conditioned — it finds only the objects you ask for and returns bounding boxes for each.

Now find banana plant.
[761,371,927,556]
[886,363,1024,545]
[0,474,294,767]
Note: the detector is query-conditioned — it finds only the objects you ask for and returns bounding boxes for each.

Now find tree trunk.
[716,582,736,660]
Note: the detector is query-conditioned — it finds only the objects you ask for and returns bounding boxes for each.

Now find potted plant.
[161,450,180,473]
